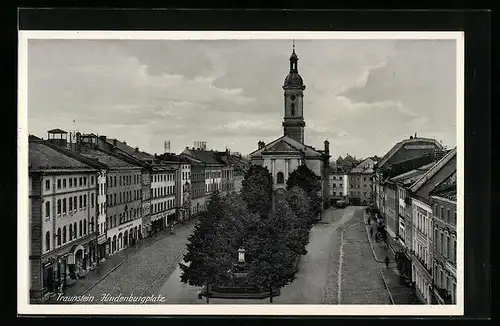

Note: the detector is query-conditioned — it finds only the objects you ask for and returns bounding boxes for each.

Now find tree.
[286,164,322,220]
[241,165,273,215]
[179,191,233,303]
[286,186,314,227]
[286,164,321,196]
[246,199,297,303]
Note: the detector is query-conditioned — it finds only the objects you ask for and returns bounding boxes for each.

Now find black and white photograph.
[18,31,464,315]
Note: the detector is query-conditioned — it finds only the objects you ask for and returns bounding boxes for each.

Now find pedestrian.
[384,256,390,268]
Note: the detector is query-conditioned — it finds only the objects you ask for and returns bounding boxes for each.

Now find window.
[62,198,67,214]
[57,228,61,246]
[45,231,50,251]
[63,179,67,188]
[84,220,87,235]
[119,176,122,186]
[441,207,444,219]
[63,226,66,244]
[69,197,73,211]
[79,220,83,237]
[69,178,73,187]
[69,224,73,240]
[84,177,87,186]
[79,195,83,209]
[45,180,50,191]
[57,179,61,189]
[91,193,94,207]
[73,196,77,211]
[453,240,457,263]
[57,199,61,215]
[45,201,50,218]
[91,176,94,185]
[73,222,77,238]
[79,177,83,186]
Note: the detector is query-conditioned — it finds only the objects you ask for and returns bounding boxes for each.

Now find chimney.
[135,147,139,153]
[113,139,118,146]
[99,135,107,142]
[154,153,157,158]
[123,141,127,145]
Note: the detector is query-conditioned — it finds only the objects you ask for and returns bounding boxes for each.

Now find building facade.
[149,166,176,234]
[249,45,330,207]
[431,171,457,304]
[329,167,348,203]
[29,139,100,303]
[189,160,206,215]
[348,158,376,205]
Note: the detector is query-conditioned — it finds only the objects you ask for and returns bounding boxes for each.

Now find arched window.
[291,102,295,116]
[276,172,285,184]
[62,226,66,244]
[57,228,61,246]
[45,231,51,251]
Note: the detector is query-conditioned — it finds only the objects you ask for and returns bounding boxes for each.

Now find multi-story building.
[430,171,457,304]
[186,157,206,215]
[329,166,349,204]
[348,158,376,205]
[29,137,101,303]
[74,143,143,256]
[149,165,176,234]
[157,153,192,223]
[375,135,444,216]
[218,150,251,194]
[408,148,456,304]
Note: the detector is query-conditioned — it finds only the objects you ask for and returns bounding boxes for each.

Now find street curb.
[378,267,395,305]
[364,212,385,263]
[77,218,197,298]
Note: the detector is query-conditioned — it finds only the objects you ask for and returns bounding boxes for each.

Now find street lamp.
[238,248,246,263]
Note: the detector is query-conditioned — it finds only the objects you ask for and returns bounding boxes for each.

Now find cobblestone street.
[64,221,196,304]
[62,206,413,305]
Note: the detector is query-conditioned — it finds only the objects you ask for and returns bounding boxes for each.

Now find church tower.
[282,42,306,143]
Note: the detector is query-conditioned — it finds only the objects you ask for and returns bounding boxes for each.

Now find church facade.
[249,45,331,205]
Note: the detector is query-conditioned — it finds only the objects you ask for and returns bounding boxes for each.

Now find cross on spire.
[292,39,295,53]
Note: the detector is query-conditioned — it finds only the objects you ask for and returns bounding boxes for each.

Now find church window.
[276,172,285,184]
[291,102,295,116]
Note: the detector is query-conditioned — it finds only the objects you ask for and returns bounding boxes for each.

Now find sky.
[27,38,457,159]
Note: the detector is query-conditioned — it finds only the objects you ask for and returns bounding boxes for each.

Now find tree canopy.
[286,164,321,196]
[241,165,273,215]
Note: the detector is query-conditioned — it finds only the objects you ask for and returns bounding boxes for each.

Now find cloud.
[27,38,456,158]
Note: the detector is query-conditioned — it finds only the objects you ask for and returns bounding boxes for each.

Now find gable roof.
[409,147,457,193]
[377,137,443,169]
[250,135,324,158]
[77,147,143,169]
[349,158,376,174]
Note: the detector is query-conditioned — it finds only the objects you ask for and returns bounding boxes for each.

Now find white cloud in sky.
[27,38,457,158]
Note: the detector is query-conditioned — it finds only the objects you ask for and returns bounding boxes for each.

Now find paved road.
[157,206,382,304]
[77,223,196,304]
[69,206,394,305]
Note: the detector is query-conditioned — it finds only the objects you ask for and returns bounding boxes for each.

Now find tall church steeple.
[282,41,306,143]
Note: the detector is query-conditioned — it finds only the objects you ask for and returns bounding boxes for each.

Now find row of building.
[373,135,457,305]
[28,129,250,303]
[328,157,378,206]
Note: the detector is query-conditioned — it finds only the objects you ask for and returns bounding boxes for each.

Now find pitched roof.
[430,170,457,201]
[250,135,324,157]
[389,162,435,187]
[349,158,376,174]
[47,128,68,134]
[77,148,142,169]
[29,141,96,171]
[409,147,457,193]
[105,138,156,162]
[262,139,302,154]
[377,137,443,169]
[181,149,225,165]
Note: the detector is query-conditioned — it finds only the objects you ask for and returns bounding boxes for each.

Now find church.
[249,44,331,204]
